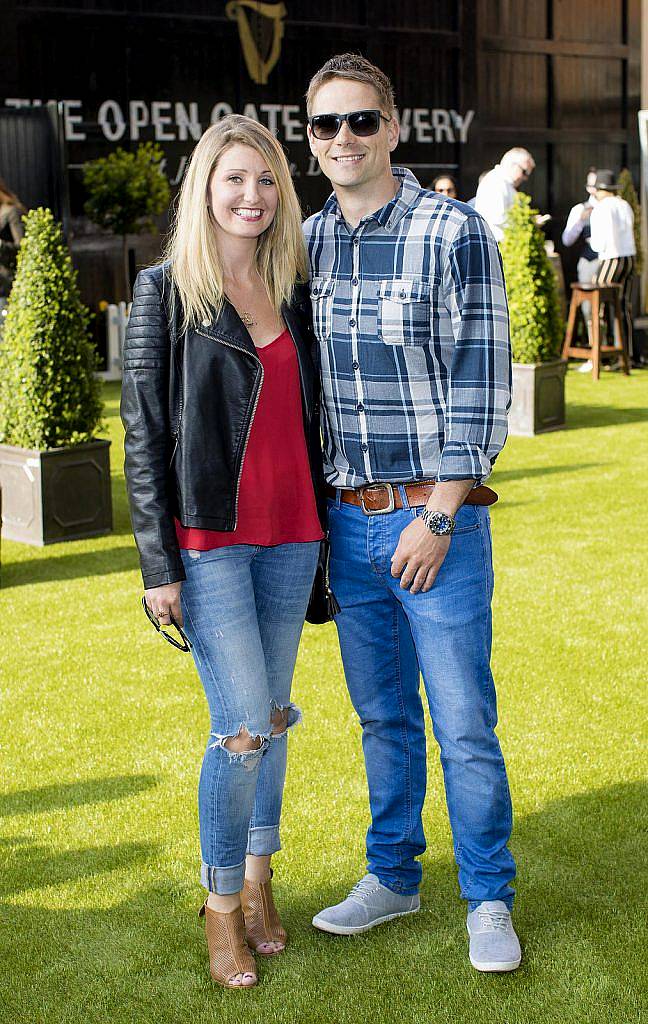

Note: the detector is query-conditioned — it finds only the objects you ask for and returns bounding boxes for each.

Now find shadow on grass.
[0,782,644,1018]
[0,841,153,898]
[491,462,602,484]
[566,404,648,429]
[1,546,139,588]
[0,775,159,818]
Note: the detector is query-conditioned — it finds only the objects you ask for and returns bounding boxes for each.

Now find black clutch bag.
[305,538,341,625]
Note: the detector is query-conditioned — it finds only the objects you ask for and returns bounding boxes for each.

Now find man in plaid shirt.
[304,54,521,972]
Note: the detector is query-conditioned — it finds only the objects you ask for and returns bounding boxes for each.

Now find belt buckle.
[360,483,395,515]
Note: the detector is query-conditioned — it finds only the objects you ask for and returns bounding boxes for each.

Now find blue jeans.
[327,491,515,909]
[179,542,320,895]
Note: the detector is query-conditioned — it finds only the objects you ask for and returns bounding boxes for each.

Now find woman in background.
[0,176,26,312]
[431,173,458,199]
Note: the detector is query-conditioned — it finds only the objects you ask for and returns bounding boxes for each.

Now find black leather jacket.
[120,263,326,590]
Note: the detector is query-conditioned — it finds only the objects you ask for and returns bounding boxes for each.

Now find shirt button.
[351,277,358,286]
[399,290,406,299]
[353,238,359,246]
[360,442,368,452]
[352,360,359,370]
[349,318,356,328]
[312,287,319,296]
[357,403,364,413]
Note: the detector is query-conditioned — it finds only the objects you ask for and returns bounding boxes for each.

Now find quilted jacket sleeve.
[120,268,186,589]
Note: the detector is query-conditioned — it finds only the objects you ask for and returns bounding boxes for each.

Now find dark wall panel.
[481,1,547,38]
[481,53,547,127]
[553,0,624,43]
[554,57,624,130]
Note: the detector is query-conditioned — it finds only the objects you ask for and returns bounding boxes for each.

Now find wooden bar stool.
[562,282,630,380]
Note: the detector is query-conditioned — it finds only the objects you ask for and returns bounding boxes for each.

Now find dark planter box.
[0,438,112,545]
[508,359,568,437]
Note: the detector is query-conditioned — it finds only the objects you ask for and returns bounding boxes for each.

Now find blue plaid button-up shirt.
[303,167,512,488]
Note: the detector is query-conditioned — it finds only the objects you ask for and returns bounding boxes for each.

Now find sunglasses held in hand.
[308,109,391,140]
[141,595,192,652]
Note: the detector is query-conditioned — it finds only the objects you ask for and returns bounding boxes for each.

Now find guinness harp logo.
[226,1,287,85]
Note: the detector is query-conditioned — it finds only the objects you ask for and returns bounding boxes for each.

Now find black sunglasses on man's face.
[309,109,391,141]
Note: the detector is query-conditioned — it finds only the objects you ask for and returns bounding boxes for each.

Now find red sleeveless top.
[175,328,323,550]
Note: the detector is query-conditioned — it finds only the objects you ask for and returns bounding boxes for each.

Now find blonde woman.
[121,116,326,989]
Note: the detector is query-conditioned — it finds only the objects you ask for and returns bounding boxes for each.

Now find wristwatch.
[421,508,456,536]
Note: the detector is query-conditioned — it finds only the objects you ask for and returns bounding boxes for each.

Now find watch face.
[425,510,455,535]
[435,512,454,534]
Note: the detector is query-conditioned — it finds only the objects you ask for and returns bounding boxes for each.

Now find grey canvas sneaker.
[467,900,522,972]
[312,873,420,935]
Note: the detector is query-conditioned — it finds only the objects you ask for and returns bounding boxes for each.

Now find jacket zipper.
[170,321,183,468]
[196,328,262,529]
[168,434,179,469]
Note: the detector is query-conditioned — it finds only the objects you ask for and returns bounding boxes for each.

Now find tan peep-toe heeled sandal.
[241,871,288,956]
[199,901,257,989]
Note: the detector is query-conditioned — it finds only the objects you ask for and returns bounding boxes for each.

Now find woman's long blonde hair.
[163,115,308,331]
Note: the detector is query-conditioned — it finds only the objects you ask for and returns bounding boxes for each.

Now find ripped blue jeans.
[179,542,320,894]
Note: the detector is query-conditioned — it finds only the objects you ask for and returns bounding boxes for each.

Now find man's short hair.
[501,147,535,170]
[306,53,396,117]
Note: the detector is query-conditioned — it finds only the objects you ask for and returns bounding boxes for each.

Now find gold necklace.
[226,295,256,327]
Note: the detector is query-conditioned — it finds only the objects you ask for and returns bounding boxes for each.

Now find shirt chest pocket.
[310,277,335,341]
[378,279,432,345]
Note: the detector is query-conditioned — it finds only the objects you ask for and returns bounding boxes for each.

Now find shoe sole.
[312,905,419,935]
[469,955,521,973]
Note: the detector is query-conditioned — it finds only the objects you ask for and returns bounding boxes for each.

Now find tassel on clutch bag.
[305,538,340,624]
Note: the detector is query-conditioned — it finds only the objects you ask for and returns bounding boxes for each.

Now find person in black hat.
[589,169,636,361]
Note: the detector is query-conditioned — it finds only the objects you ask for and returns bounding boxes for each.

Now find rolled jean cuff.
[468,894,514,912]
[246,824,281,856]
[201,858,245,895]
[377,874,420,897]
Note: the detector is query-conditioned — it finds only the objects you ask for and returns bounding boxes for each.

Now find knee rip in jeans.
[209,726,270,769]
[270,701,303,740]
[209,702,302,766]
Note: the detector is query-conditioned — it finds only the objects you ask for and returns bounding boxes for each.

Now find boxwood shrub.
[499,191,563,364]
[0,208,103,449]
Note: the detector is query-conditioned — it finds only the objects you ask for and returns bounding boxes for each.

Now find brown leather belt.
[326,480,498,515]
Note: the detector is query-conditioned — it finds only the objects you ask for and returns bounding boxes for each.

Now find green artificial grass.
[1,369,647,1024]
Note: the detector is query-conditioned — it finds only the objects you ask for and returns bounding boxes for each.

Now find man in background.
[475,148,549,241]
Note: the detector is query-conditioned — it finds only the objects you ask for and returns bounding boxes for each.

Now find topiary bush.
[83,142,170,299]
[0,207,103,449]
[499,191,564,364]
[617,167,643,277]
